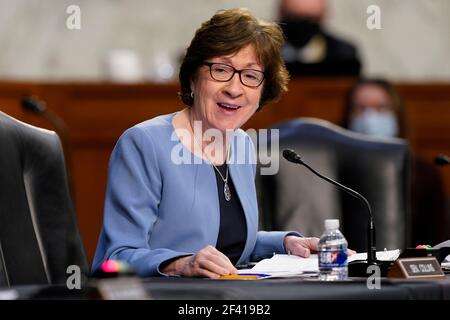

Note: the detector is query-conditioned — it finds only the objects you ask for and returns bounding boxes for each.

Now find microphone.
[21,96,75,201]
[282,148,381,276]
[21,96,69,133]
[435,154,450,166]
[21,96,47,113]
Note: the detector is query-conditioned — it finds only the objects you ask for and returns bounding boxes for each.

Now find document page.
[238,254,319,278]
[433,240,450,268]
[238,249,401,279]
[347,249,400,262]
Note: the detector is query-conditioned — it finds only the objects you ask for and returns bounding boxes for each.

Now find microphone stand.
[282,149,389,277]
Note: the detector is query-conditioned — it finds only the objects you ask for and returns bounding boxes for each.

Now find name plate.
[95,277,152,300]
[388,257,445,279]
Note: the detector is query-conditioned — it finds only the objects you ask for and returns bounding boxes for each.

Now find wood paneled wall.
[1,79,449,262]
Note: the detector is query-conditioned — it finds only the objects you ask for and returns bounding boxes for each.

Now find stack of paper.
[238,254,318,278]
[347,249,400,263]
[238,249,402,279]
[433,240,450,268]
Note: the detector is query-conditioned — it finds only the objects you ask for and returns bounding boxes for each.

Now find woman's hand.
[284,236,356,257]
[161,245,237,278]
[283,236,319,257]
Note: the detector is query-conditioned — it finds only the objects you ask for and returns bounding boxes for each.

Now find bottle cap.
[325,219,339,230]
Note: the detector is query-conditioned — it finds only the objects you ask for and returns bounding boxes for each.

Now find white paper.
[238,254,319,278]
[252,254,319,272]
[239,249,401,279]
[433,240,450,264]
[432,240,450,249]
[347,249,400,263]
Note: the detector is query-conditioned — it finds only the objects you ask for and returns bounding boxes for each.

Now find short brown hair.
[179,8,290,110]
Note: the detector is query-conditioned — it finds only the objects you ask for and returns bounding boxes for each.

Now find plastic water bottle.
[318,219,348,281]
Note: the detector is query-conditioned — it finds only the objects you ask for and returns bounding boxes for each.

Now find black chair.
[0,111,88,286]
[257,118,411,252]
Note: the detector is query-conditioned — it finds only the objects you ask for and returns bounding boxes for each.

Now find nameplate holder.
[95,277,152,300]
[387,257,445,279]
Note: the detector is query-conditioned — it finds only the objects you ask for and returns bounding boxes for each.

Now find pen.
[220,273,271,279]
[239,273,271,277]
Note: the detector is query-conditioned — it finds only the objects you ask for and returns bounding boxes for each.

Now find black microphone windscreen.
[435,155,450,166]
[21,96,47,113]
[282,149,302,163]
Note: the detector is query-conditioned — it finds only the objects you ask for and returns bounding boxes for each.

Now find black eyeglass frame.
[203,62,265,88]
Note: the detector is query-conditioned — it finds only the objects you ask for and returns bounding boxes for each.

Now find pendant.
[224,182,231,201]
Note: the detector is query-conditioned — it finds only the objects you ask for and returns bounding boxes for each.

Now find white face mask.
[349,109,399,138]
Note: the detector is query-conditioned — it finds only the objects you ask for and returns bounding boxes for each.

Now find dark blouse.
[213,163,247,265]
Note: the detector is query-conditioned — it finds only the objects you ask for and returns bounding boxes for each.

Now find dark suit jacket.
[283,31,361,77]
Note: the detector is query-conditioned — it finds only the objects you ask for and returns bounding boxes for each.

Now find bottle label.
[319,249,348,268]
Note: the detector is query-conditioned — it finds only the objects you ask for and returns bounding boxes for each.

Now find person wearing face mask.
[348,109,399,138]
[342,78,448,247]
[279,0,361,76]
[343,79,405,139]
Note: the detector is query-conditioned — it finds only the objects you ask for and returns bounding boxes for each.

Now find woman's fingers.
[184,245,237,278]
[285,236,356,258]
[197,259,234,277]
[284,236,320,257]
[202,245,238,274]
[303,237,320,251]
[293,245,311,257]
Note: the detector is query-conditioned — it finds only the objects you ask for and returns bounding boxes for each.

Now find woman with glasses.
[93,8,319,278]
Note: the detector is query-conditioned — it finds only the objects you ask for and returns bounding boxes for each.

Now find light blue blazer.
[92,113,300,276]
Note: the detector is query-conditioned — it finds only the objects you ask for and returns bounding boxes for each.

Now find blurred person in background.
[279,0,361,77]
[342,78,405,138]
[342,78,448,246]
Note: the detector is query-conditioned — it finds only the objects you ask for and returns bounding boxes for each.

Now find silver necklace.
[212,161,231,202]
[189,114,231,201]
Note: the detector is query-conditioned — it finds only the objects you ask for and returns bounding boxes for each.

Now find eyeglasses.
[203,62,265,88]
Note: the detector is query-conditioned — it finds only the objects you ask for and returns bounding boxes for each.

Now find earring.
[190,92,194,99]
